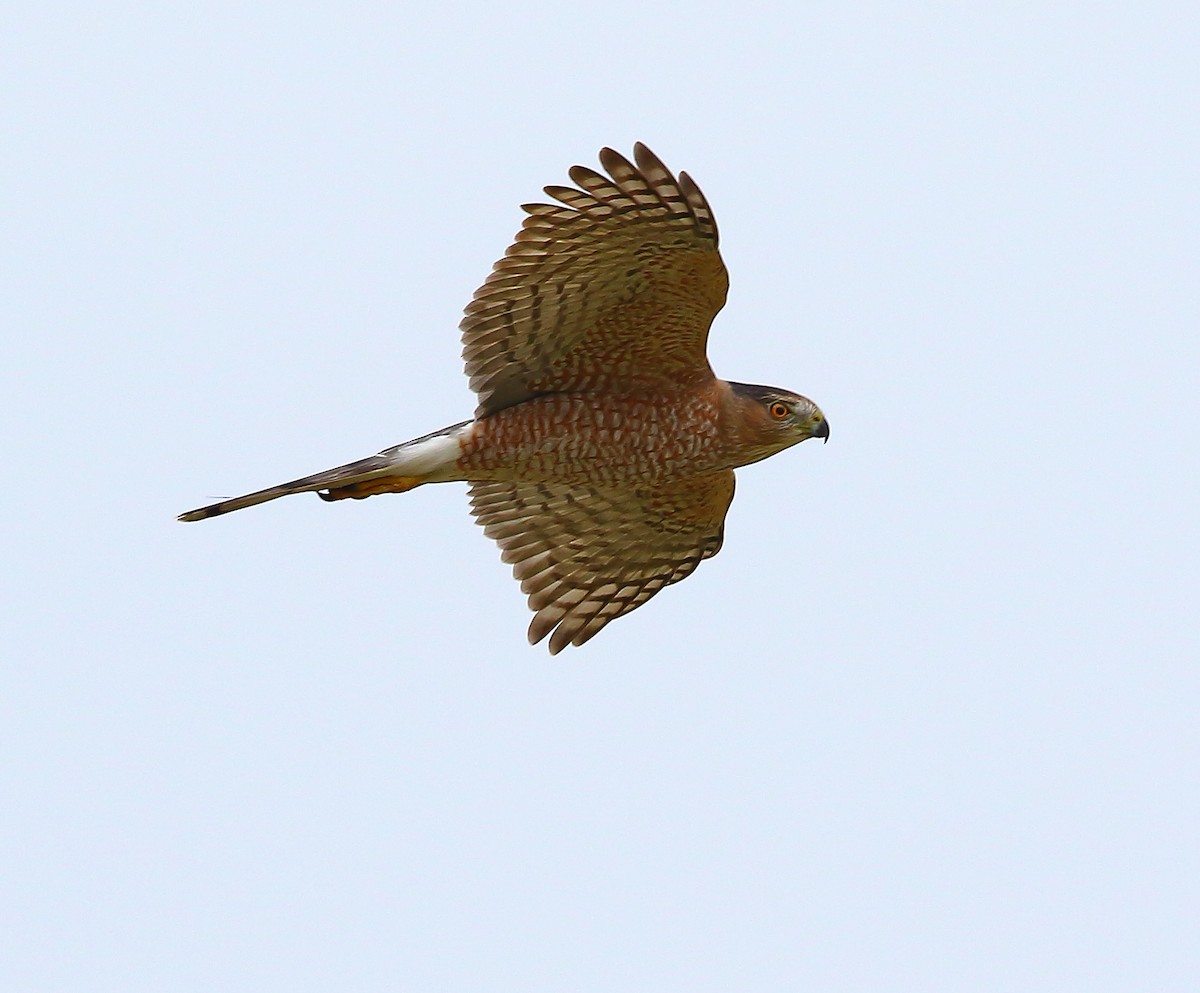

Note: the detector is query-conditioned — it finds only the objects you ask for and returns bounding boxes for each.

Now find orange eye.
[768,401,789,420]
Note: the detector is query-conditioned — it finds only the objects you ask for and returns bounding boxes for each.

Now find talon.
[319,476,425,502]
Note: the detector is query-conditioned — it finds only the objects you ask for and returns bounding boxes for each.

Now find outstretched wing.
[469,471,736,654]
[461,143,728,417]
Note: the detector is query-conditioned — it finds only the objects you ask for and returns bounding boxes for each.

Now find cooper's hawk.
[180,144,828,653]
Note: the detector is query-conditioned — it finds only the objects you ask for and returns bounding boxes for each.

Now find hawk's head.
[727,381,828,466]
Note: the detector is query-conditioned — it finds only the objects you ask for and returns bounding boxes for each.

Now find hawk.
[180,144,829,653]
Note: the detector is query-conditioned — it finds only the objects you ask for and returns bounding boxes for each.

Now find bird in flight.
[180,143,828,653]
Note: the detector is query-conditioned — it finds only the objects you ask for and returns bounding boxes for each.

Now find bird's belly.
[456,393,725,485]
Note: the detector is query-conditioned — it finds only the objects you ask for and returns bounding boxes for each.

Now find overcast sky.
[3,2,1197,990]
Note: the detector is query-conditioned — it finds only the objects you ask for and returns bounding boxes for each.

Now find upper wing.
[469,470,736,654]
[461,143,729,417]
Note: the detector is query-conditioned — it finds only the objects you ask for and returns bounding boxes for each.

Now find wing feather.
[461,143,728,417]
[469,472,735,653]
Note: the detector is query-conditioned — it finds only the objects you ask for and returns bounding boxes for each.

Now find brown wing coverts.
[469,471,735,654]
[461,143,728,417]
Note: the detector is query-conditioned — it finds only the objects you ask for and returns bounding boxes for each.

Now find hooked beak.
[813,416,830,443]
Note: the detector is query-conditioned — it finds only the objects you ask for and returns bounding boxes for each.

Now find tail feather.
[179,420,472,523]
[178,455,397,522]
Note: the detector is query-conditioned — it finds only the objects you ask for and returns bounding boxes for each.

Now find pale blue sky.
[3,2,1197,990]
